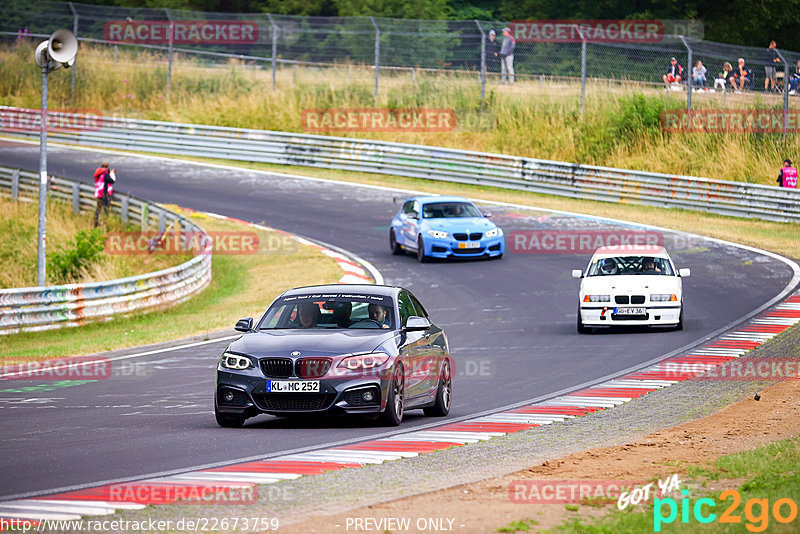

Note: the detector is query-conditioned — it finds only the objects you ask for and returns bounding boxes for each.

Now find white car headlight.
[583,295,610,302]
[484,228,500,238]
[427,230,449,239]
[337,352,390,371]
[220,352,252,370]
[650,293,678,302]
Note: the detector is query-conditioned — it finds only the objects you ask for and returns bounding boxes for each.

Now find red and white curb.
[3,293,799,525]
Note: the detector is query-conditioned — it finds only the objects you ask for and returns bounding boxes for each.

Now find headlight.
[220,352,252,370]
[650,293,678,302]
[583,295,610,302]
[485,228,500,238]
[337,352,390,371]
[427,230,449,239]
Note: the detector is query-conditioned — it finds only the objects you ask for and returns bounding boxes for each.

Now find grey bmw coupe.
[215,284,452,427]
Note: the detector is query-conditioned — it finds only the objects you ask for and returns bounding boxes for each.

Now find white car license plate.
[614,307,646,315]
[458,242,481,249]
[267,380,320,393]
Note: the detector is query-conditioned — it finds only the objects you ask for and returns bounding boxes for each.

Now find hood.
[581,275,682,294]
[423,217,496,232]
[227,329,397,357]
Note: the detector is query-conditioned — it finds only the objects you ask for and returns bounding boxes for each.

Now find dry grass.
[0,195,184,288]
[2,42,798,185]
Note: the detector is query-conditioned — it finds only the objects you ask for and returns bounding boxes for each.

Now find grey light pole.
[34,30,78,286]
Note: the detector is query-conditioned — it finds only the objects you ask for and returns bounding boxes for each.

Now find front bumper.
[579,304,682,327]
[216,370,389,416]
[423,235,505,258]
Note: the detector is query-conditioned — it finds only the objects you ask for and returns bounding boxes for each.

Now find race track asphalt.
[0,142,794,499]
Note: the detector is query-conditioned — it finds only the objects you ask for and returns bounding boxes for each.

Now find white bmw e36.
[572,246,690,333]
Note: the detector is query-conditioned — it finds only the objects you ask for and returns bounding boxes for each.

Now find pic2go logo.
[654,489,798,532]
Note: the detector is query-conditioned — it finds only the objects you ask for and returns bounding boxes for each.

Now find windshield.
[587,256,675,276]
[258,293,395,330]
[422,202,481,219]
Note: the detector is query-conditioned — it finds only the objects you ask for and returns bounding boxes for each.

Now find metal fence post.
[165,8,173,99]
[267,13,278,91]
[141,203,149,231]
[158,210,166,233]
[72,182,80,214]
[475,20,486,102]
[370,17,380,104]
[68,2,78,98]
[121,196,129,225]
[776,49,789,138]
[573,25,587,115]
[11,169,19,201]
[680,36,692,114]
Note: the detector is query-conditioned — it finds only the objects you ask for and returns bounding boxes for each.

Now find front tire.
[381,363,405,426]
[424,359,452,417]
[416,236,428,263]
[215,399,246,428]
[675,307,684,331]
[390,228,402,255]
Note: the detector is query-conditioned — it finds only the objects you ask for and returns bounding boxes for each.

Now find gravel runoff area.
[54,323,799,533]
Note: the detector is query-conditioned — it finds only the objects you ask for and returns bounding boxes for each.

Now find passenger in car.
[599,258,618,275]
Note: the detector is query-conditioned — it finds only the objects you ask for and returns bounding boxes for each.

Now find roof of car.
[591,245,669,259]
[280,284,400,298]
[409,195,473,204]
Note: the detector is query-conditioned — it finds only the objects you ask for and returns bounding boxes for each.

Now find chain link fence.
[1,1,798,123]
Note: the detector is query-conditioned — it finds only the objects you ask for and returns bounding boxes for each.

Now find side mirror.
[403,316,431,332]
[679,268,691,278]
[409,212,419,220]
[234,317,253,332]
[482,211,492,218]
[571,269,583,279]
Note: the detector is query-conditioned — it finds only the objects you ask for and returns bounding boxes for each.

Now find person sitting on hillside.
[663,57,683,89]
[728,58,753,94]
[790,59,800,95]
[714,62,733,91]
[691,60,708,89]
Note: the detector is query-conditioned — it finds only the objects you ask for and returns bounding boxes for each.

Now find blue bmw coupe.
[390,196,505,262]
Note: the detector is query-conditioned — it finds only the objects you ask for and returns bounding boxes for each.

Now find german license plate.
[266,380,320,393]
[614,307,646,315]
[458,242,481,249]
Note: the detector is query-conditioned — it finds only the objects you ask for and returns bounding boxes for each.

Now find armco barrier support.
[0,166,212,335]
[1,107,797,222]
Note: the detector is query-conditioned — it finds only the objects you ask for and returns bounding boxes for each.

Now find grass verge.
[547,437,800,533]
[1,42,798,184]
[0,195,185,288]
[0,207,343,362]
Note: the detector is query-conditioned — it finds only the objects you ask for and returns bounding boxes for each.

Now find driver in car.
[599,258,618,275]
[368,303,391,329]
[297,302,321,328]
[641,257,661,273]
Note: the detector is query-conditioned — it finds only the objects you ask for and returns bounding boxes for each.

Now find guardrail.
[2,107,799,222]
[0,165,212,335]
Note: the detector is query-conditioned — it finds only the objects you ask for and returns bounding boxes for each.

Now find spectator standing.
[499,27,515,85]
[764,41,781,92]
[714,61,733,91]
[789,59,800,95]
[663,57,683,89]
[485,30,500,75]
[777,159,797,188]
[93,162,116,227]
[691,60,707,89]
[728,58,752,94]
